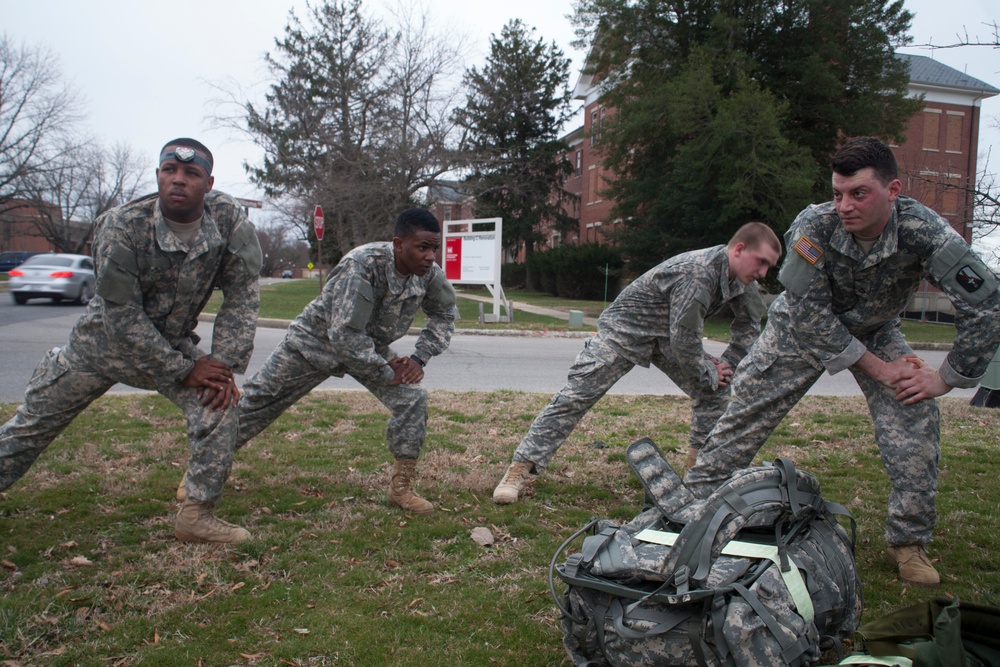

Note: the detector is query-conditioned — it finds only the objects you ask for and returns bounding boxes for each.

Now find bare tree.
[17,142,150,253]
[970,148,1000,268]
[212,0,466,256]
[0,33,82,216]
[256,221,310,277]
[910,21,1000,50]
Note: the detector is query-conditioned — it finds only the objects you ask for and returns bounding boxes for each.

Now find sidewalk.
[449,291,950,351]
[455,290,601,327]
[202,290,601,339]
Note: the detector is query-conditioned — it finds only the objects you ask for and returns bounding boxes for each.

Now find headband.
[159,146,213,175]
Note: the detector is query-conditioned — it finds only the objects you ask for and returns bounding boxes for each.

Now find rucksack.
[550,437,862,667]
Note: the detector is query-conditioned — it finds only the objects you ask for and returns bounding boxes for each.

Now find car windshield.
[21,256,74,268]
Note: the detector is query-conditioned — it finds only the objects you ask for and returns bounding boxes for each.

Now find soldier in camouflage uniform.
[0,138,262,544]
[493,223,782,504]
[685,137,1000,588]
[232,208,455,516]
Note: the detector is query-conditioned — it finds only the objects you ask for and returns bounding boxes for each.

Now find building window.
[590,109,599,146]
[918,170,963,217]
[945,112,964,154]
[551,231,562,248]
[941,174,963,216]
[922,109,941,151]
[588,166,598,204]
[575,150,582,176]
[443,207,452,221]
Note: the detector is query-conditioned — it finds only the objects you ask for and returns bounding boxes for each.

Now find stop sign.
[313,205,325,240]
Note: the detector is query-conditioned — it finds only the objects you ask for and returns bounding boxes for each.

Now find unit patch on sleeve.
[793,236,823,265]
[956,265,985,293]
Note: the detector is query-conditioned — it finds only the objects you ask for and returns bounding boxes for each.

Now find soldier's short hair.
[831,137,898,185]
[728,222,781,256]
[395,208,440,238]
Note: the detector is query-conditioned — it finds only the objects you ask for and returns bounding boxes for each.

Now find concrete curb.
[198,313,950,350]
[200,313,596,339]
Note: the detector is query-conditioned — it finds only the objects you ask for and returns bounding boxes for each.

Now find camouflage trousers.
[685,319,940,547]
[237,339,427,460]
[513,335,731,472]
[0,345,237,503]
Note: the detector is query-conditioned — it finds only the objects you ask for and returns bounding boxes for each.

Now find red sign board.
[445,236,462,281]
[313,205,325,240]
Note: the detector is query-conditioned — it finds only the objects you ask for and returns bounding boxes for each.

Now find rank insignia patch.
[956,265,985,293]
[794,236,823,265]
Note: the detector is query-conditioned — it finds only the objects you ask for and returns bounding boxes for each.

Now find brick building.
[891,54,998,244]
[0,201,65,253]
[557,52,998,255]
[427,181,476,227]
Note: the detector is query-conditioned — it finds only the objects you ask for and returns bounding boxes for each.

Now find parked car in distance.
[0,250,44,273]
[8,253,96,305]
[281,269,293,279]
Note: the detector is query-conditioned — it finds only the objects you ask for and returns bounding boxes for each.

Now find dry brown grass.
[2,391,999,666]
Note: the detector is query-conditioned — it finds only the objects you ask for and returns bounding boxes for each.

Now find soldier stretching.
[685,137,1000,588]
[0,138,262,544]
[493,223,781,504]
[202,208,455,516]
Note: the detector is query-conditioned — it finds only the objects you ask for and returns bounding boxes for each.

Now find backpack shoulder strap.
[626,438,699,520]
[663,459,825,589]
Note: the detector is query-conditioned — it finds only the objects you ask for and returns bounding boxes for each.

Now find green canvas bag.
[828,597,1000,667]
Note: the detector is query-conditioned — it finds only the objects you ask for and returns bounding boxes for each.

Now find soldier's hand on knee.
[183,357,234,391]
[198,379,240,411]
[893,362,951,404]
[388,356,423,385]
[712,358,734,386]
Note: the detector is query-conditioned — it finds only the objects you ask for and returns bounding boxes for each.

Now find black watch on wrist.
[409,354,426,367]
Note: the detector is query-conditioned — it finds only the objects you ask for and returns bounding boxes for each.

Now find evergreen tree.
[572,0,922,270]
[454,20,578,290]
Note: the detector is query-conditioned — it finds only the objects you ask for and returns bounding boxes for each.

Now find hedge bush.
[525,243,624,300]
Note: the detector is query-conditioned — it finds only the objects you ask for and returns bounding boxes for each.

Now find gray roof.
[897,53,1000,95]
[428,181,472,203]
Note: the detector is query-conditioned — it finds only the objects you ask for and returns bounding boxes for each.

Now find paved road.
[0,299,978,404]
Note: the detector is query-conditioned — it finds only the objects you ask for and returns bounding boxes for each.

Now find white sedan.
[8,253,96,305]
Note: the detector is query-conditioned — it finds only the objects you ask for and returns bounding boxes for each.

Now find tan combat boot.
[387,459,434,516]
[175,470,189,502]
[492,461,534,505]
[685,447,699,471]
[175,500,251,544]
[885,544,940,588]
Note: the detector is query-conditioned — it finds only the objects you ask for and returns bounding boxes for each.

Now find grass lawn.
[1,392,998,665]
[204,280,958,344]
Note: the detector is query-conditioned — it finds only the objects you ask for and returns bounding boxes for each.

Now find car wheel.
[76,282,94,305]
[13,293,27,305]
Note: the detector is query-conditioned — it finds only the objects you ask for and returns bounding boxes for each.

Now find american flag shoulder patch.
[793,236,823,265]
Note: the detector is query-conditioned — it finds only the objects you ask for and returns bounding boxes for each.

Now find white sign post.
[443,218,510,322]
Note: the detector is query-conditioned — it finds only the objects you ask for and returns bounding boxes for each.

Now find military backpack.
[550,438,862,666]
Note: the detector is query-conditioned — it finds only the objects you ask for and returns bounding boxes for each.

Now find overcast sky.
[5,0,999,256]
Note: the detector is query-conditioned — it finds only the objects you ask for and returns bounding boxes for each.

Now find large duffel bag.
[822,596,1000,666]
[550,438,862,666]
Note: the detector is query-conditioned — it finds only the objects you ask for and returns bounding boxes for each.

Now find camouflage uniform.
[686,197,1000,547]
[512,245,767,471]
[0,192,261,502]
[238,242,456,459]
